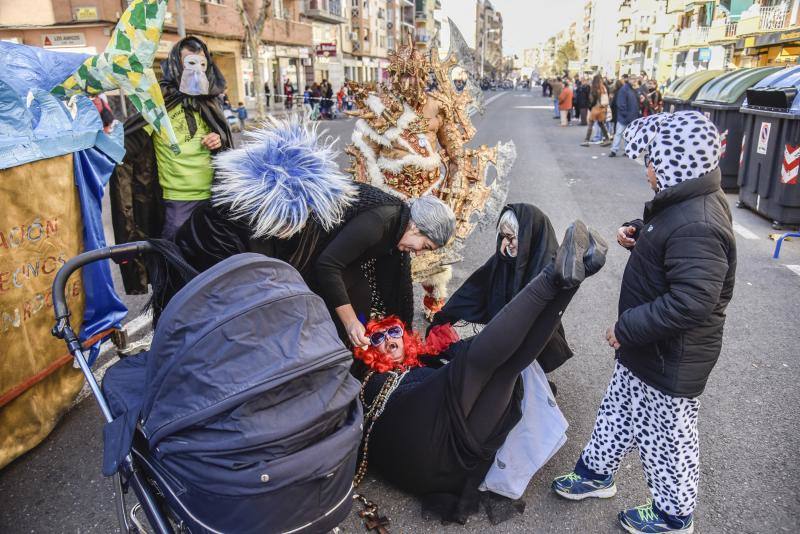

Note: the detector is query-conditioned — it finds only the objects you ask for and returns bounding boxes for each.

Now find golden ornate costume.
[346,29,516,319]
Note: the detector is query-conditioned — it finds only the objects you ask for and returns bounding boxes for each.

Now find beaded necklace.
[354,369,408,488]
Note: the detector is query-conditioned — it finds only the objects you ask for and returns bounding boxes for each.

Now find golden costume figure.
[346,24,516,319]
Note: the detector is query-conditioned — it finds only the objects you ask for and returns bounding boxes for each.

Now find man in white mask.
[111,36,234,294]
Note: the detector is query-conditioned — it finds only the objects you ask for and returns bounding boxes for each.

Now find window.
[200,2,209,24]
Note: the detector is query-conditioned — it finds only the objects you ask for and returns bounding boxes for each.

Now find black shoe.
[600,140,612,147]
[608,152,616,158]
[584,228,608,277]
[580,141,590,147]
[554,220,590,288]
[548,380,558,398]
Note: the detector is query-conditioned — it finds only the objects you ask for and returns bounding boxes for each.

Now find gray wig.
[497,209,519,237]
[409,195,456,247]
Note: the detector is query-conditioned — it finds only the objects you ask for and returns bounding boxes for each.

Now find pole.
[175,0,186,38]
[480,1,486,79]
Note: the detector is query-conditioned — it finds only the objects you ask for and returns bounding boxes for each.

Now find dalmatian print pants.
[580,361,700,517]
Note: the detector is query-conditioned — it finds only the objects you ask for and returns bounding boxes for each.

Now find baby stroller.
[52,242,362,533]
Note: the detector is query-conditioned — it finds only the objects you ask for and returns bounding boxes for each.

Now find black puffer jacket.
[614,168,736,398]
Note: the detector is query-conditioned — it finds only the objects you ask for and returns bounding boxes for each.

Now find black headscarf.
[122,36,233,148]
[431,203,573,372]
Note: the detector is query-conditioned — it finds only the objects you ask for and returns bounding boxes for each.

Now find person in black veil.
[430,204,574,374]
[110,36,234,294]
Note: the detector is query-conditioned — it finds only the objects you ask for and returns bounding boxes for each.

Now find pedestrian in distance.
[553,111,736,534]
[581,74,612,147]
[575,77,591,126]
[264,81,271,107]
[283,79,294,109]
[609,74,640,157]
[559,77,573,127]
[303,86,312,113]
[551,78,563,119]
[235,101,247,131]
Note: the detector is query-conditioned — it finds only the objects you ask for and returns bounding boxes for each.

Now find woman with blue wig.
[173,117,456,348]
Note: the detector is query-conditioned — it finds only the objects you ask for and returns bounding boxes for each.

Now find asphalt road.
[1,92,798,533]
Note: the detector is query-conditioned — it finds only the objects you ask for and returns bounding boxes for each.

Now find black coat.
[431,204,573,372]
[575,84,591,109]
[614,168,736,397]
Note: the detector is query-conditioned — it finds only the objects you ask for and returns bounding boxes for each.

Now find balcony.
[305,0,346,24]
[665,0,686,14]
[619,26,648,45]
[618,4,631,22]
[708,20,738,44]
[737,5,790,36]
[677,26,709,48]
[434,0,441,8]
[415,10,427,21]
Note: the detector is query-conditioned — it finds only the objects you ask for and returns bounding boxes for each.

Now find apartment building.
[475,0,503,78]
[0,0,439,112]
[657,0,800,80]
[414,0,440,50]
[583,0,623,75]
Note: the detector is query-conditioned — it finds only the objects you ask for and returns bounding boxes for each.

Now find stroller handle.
[52,241,154,322]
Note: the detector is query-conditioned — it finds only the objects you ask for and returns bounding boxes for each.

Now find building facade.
[0,0,440,113]
[475,0,503,78]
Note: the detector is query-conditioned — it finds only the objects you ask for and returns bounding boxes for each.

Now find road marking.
[732,221,760,240]
[786,265,800,276]
[484,92,507,107]
[513,105,553,109]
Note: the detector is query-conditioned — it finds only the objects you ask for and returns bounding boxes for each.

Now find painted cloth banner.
[0,155,87,469]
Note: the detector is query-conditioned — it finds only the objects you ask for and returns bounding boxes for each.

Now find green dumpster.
[663,70,726,113]
[692,67,783,190]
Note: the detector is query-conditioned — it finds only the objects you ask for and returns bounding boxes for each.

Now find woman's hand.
[347,321,370,350]
[616,225,637,249]
[201,132,222,151]
[336,304,369,349]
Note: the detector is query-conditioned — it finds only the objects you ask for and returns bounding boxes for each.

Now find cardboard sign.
[0,155,86,469]
[757,121,771,155]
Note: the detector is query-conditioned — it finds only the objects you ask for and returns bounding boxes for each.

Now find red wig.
[353,316,459,373]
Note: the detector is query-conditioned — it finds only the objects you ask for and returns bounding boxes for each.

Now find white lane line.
[732,221,760,240]
[484,92,507,107]
[786,265,800,276]
[513,105,553,109]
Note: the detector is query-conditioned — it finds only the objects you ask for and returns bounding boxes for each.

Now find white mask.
[179,54,209,95]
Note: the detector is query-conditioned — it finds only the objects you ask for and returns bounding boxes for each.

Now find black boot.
[584,228,608,277]
[554,221,590,288]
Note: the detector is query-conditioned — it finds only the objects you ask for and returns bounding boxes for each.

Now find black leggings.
[457,268,578,443]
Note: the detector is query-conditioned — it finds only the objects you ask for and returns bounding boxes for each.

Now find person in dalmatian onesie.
[552,111,737,534]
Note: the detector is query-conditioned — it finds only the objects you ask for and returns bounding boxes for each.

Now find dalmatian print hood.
[622,111,721,192]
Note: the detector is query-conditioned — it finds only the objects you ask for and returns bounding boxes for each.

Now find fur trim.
[420,266,452,299]
[211,116,356,239]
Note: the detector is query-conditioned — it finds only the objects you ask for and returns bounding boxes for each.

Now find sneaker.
[584,228,608,277]
[554,221,590,288]
[608,151,617,158]
[580,141,590,147]
[552,471,617,501]
[601,140,612,147]
[618,501,694,534]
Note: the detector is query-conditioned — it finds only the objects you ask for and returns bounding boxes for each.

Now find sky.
[438,0,586,56]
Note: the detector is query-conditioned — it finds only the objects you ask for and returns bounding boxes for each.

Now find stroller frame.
[51,241,173,534]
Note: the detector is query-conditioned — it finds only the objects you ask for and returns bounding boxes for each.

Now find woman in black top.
[430,204,573,372]
[355,221,607,523]
[176,185,454,347]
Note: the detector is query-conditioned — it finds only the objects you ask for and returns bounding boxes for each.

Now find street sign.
[73,7,98,21]
[757,122,771,155]
[42,33,86,48]
[315,42,337,57]
[698,48,711,62]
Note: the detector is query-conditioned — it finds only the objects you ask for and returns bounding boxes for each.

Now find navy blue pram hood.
[102,253,356,477]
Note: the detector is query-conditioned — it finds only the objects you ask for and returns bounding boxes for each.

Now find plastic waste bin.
[663,70,726,113]
[692,67,783,190]
[738,65,800,229]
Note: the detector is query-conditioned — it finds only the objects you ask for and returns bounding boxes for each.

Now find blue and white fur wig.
[211,116,356,239]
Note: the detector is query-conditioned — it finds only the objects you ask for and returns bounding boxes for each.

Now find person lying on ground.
[353,221,607,525]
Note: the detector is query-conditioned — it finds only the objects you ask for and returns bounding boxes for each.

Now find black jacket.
[430,204,573,373]
[614,168,736,397]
